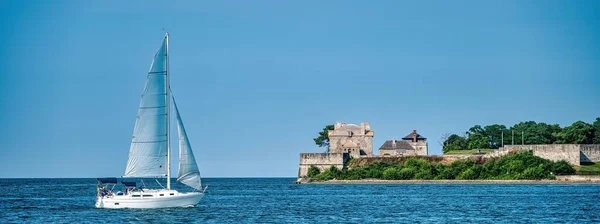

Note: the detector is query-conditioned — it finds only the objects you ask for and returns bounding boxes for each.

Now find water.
[1,178,599,223]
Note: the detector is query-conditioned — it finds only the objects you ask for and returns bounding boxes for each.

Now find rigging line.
[155,179,165,189]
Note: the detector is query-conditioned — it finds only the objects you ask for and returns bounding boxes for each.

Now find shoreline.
[298,175,600,184]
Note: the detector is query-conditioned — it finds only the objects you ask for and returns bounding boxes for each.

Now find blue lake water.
[1,178,599,223]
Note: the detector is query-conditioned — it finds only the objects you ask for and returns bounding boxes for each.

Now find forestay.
[173,98,202,190]
[124,37,169,178]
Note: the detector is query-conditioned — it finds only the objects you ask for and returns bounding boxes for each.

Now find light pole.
[512,130,514,145]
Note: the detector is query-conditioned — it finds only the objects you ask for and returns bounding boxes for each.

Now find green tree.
[467,125,489,149]
[521,165,545,180]
[538,123,562,144]
[405,158,429,169]
[307,166,320,178]
[484,124,508,148]
[510,121,536,144]
[553,121,594,144]
[468,134,489,149]
[313,124,334,152]
[509,121,561,145]
[593,117,600,144]
[382,168,397,180]
[397,168,416,180]
[551,161,574,175]
[414,170,433,179]
[507,160,525,174]
[436,167,455,180]
[457,168,477,180]
[443,134,468,152]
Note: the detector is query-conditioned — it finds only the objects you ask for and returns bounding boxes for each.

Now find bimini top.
[97,177,118,184]
[121,181,137,188]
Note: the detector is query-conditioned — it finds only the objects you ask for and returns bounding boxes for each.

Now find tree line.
[307,151,575,180]
[442,118,600,153]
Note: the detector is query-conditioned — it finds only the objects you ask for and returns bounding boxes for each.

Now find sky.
[0,0,598,178]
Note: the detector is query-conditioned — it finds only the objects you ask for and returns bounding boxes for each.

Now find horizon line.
[0,176,297,179]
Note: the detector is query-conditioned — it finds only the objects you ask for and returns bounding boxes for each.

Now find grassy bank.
[310,179,600,184]
[579,163,600,173]
[307,151,574,181]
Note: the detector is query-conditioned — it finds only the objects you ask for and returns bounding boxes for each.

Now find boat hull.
[96,190,204,209]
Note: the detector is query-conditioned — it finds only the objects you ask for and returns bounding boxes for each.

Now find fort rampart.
[298,153,348,177]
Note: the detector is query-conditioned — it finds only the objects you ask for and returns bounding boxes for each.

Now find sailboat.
[95,33,206,209]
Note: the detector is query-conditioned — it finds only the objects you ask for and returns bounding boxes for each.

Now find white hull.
[96,189,204,209]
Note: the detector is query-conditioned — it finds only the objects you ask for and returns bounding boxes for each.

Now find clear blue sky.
[1,0,598,178]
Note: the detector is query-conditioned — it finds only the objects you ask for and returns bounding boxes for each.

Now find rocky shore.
[296,175,600,184]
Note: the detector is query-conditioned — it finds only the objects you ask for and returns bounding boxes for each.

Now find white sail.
[96,33,205,209]
[124,37,169,178]
[173,98,202,190]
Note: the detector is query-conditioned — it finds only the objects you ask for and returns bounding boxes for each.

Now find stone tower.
[328,122,374,157]
[402,130,428,155]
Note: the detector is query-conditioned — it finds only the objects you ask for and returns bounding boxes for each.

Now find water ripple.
[0,178,599,223]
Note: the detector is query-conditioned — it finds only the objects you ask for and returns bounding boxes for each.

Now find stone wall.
[499,145,581,165]
[379,149,398,157]
[298,153,348,177]
[378,148,425,157]
[580,144,600,163]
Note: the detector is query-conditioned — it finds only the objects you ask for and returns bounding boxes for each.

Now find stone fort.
[299,122,429,177]
[298,122,600,177]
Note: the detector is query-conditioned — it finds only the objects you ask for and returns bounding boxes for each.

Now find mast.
[165,32,171,190]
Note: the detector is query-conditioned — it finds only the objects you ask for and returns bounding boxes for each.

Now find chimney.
[413,130,417,142]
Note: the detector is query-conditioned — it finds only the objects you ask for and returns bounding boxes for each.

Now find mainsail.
[173,98,202,190]
[124,36,169,178]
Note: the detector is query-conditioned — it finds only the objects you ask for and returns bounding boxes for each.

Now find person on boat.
[101,187,109,197]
